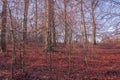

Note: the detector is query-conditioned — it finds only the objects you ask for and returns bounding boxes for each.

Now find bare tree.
[91,0,98,45]
[23,0,29,44]
[80,0,88,46]
[8,5,16,79]
[1,0,7,52]
[63,0,68,44]
[21,0,29,71]
[44,0,54,52]
[51,0,56,46]
[35,0,38,42]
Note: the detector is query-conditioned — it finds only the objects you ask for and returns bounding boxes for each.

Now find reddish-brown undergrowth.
[0,43,120,80]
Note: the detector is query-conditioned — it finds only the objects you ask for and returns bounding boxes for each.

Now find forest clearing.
[0,42,120,80]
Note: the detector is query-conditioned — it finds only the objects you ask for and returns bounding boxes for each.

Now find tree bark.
[35,0,38,42]
[23,0,29,44]
[50,0,56,46]
[1,0,7,52]
[91,0,98,45]
[44,0,53,52]
[64,0,68,45]
[8,5,16,78]
[80,0,88,45]
[21,0,29,72]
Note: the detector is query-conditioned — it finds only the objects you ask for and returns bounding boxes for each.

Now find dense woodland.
[0,0,120,80]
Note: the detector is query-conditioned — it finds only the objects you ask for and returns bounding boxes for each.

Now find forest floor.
[0,42,120,80]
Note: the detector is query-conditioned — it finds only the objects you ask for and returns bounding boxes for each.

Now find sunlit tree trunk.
[1,0,7,52]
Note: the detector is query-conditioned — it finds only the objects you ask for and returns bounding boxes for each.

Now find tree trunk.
[64,0,68,45]
[50,0,56,46]
[44,0,53,52]
[35,0,38,42]
[8,5,16,79]
[80,0,88,46]
[1,0,7,52]
[91,13,96,45]
[68,27,73,75]
[23,0,29,44]
[91,0,98,45]
[22,0,29,72]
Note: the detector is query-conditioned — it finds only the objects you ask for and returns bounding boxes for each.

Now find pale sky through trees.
[0,0,120,42]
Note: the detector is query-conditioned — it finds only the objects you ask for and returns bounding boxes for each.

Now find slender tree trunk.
[68,27,73,75]
[44,0,53,52]
[51,0,56,46]
[91,13,96,45]
[80,0,88,46]
[35,0,39,54]
[64,0,68,45]
[1,0,7,52]
[80,0,89,66]
[91,0,98,45]
[35,0,38,42]
[9,6,16,64]
[8,5,16,79]
[45,0,54,72]
[23,0,29,44]
[22,0,29,72]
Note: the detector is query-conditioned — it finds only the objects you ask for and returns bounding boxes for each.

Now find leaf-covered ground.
[0,43,120,80]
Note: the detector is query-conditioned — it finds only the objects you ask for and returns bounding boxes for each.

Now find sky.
[0,0,120,42]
